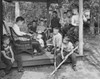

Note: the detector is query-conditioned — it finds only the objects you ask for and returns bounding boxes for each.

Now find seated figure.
[36,20,47,47]
[28,20,37,34]
[56,36,77,71]
[12,16,45,55]
[36,34,44,48]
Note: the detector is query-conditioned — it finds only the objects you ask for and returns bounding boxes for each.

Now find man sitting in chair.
[13,17,32,38]
[13,16,44,54]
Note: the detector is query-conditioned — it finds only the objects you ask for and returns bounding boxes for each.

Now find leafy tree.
[3,1,47,24]
[2,0,15,22]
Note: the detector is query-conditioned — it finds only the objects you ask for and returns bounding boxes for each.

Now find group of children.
[1,7,79,76]
[52,27,77,71]
[48,7,79,71]
[28,18,47,48]
[1,16,47,75]
[50,7,79,44]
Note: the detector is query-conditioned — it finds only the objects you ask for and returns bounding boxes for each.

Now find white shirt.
[37,39,44,47]
[60,17,71,27]
[13,24,27,36]
[53,33,62,48]
[61,42,74,52]
[60,18,68,27]
[71,14,79,26]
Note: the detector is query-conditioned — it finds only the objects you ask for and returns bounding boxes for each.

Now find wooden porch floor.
[0,52,54,69]
[0,51,82,69]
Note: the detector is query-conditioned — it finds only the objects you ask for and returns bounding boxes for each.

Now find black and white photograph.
[0,0,100,79]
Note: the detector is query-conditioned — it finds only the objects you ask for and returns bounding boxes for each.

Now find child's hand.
[56,48,60,51]
[27,33,32,36]
[11,58,15,63]
[62,55,64,60]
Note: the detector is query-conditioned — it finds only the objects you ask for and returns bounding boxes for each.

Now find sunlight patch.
[21,71,46,79]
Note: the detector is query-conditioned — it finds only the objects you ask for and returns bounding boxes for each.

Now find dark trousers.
[41,32,47,46]
[1,55,13,73]
[31,40,44,53]
[61,25,70,37]
[14,54,23,70]
[12,46,23,70]
[56,51,77,67]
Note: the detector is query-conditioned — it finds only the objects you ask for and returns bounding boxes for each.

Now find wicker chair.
[9,27,34,56]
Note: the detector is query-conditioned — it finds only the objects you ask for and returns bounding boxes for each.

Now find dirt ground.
[1,35,100,79]
[1,60,100,79]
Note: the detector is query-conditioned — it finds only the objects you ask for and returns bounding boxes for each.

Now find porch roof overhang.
[4,0,59,3]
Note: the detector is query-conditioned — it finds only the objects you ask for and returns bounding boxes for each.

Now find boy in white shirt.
[71,8,79,27]
[69,8,79,44]
[56,36,77,71]
[52,27,62,52]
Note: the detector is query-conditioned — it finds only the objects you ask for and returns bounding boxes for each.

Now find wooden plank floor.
[0,51,83,69]
[0,52,54,69]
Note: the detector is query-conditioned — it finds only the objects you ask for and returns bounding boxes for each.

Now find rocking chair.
[9,27,34,56]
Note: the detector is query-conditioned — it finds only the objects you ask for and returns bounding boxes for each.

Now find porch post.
[15,1,20,19]
[98,0,100,34]
[47,1,50,27]
[79,0,83,56]
[46,1,50,39]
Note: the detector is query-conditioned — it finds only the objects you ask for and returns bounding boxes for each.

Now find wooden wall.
[0,0,3,62]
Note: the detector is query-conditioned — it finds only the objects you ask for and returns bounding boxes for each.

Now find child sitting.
[51,27,62,54]
[36,20,47,47]
[36,34,44,48]
[1,35,14,75]
[56,36,77,71]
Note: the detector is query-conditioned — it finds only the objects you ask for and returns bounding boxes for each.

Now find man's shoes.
[72,66,77,71]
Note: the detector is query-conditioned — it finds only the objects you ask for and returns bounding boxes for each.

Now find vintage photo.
[0,0,100,79]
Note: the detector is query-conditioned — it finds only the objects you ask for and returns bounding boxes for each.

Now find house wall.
[0,0,3,62]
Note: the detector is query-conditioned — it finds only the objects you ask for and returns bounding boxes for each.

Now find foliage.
[3,0,15,22]
[3,0,100,25]
[3,1,47,24]
[19,2,47,24]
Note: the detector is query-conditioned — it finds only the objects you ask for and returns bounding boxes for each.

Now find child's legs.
[41,32,47,46]
[1,56,13,73]
[69,53,77,67]
[32,41,44,53]
[56,53,62,67]
[14,54,23,70]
